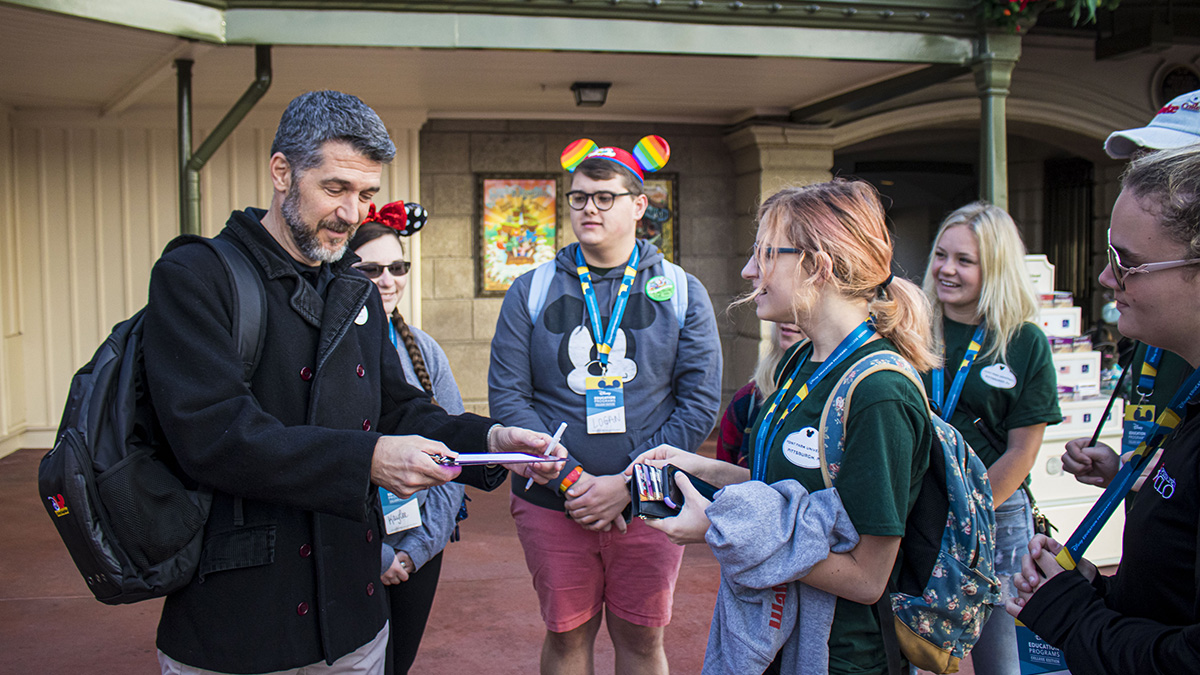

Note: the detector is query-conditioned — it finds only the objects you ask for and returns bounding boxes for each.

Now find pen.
[526,422,568,491]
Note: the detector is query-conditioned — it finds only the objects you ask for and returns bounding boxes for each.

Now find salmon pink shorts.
[510,494,685,633]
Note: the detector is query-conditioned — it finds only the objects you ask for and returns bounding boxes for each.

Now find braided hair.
[348,222,439,406]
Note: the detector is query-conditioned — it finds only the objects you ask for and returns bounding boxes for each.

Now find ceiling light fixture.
[571,82,611,107]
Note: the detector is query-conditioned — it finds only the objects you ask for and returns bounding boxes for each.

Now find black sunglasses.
[354,261,411,279]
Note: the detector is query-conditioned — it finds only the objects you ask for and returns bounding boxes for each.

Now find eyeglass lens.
[566,191,624,211]
[355,262,410,279]
[1106,245,1126,290]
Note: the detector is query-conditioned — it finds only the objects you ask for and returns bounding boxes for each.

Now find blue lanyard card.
[1122,404,1156,456]
[379,487,421,535]
[1016,620,1070,674]
[586,375,626,434]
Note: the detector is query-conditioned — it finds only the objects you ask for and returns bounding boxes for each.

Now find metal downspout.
[176,58,193,235]
[177,45,273,236]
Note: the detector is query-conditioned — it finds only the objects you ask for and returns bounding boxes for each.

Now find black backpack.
[38,235,265,605]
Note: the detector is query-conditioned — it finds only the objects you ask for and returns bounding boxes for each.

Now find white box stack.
[1023,255,1124,566]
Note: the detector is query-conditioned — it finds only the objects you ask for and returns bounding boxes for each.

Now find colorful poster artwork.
[637,176,677,263]
[479,177,558,294]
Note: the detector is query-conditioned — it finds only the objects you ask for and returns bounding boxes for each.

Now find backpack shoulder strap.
[818,351,930,489]
[659,260,689,329]
[525,259,557,326]
[165,235,267,384]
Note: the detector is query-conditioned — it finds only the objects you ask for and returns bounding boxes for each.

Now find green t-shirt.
[922,319,1062,473]
[750,338,932,675]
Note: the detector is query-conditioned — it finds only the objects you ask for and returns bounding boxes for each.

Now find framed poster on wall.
[638,174,678,263]
[477,174,560,296]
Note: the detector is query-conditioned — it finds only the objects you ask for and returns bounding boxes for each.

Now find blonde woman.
[921,202,1062,675]
[636,179,936,674]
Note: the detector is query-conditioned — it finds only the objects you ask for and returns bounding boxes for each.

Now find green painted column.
[972,32,1021,210]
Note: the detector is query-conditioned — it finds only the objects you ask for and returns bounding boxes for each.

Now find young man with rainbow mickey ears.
[488,137,722,674]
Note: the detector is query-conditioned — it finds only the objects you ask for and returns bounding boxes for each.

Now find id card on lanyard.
[576,246,639,434]
[1122,346,1163,456]
[751,320,876,482]
[932,323,986,421]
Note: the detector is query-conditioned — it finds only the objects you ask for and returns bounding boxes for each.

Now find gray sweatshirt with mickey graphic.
[488,240,722,511]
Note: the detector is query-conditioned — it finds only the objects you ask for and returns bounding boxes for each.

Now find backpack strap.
[525,259,557,326]
[208,238,267,386]
[817,351,930,489]
[164,235,267,530]
[163,235,267,385]
[659,259,689,329]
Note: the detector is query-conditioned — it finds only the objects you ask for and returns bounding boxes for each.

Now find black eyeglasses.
[751,242,802,256]
[353,261,411,279]
[566,191,633,211]
[1106,229,1200,291]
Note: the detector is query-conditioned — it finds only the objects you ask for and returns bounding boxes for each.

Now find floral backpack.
[818,350,1002,674]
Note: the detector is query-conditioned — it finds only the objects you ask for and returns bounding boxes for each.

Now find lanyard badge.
[751,320,876,482]
[1123,346,1164,455]
[932,323,987,421]
[576,246,640,434]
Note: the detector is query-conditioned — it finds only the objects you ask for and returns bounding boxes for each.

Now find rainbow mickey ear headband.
[560,135,670,183]
[363,200,428,237]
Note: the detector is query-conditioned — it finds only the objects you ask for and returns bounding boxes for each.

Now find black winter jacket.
[143,209,499,673]
[1019,401,1200,675]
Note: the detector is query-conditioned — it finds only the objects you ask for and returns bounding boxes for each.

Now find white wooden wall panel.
[0,107,424,456]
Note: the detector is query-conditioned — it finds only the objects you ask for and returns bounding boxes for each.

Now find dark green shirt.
[922,319,1062,473]
[751,338,932,675]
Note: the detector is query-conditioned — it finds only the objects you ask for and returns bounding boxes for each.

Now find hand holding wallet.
[629,464,718,519]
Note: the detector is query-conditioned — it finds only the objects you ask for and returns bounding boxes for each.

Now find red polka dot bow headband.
[363,201,427,236]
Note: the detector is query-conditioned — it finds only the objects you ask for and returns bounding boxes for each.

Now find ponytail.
[870,276,938,372]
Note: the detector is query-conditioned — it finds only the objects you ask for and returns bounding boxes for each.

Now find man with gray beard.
[142,90,564,675]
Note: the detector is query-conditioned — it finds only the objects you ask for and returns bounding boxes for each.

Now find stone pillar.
[972,32,1021,210]
[721,125,835,400]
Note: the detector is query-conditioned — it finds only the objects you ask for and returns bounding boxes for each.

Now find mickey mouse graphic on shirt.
[542,293,658,395]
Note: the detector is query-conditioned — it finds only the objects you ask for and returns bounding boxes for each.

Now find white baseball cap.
[1105,89,1200,159]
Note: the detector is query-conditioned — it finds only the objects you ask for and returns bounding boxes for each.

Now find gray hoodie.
[704,480,859,675]
[489,240,722,510]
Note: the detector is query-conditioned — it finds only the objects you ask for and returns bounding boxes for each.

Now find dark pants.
[384,551,444,675]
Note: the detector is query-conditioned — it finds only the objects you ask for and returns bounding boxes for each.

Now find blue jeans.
[970,489,1034,675]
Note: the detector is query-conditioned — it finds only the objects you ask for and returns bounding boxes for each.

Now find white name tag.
[379,487,422,534]
[782,427,822,469]
[980,363,1018,389]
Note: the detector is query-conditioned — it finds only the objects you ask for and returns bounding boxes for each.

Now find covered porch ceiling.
[0,1,978,124]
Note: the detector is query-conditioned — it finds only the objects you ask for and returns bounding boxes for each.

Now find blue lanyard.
[387,320,401,353]
[751,320,876,482]
[1062,364,1200,564]
[575,245,640,372]
[1136,346,1165,400]
[931,323,987,420]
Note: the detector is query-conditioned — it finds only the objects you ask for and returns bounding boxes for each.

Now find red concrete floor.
[2,441,976,674]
